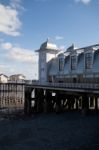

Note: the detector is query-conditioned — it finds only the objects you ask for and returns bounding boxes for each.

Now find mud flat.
[0,112,99,150]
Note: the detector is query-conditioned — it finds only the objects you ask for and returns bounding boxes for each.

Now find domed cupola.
[36,39,59,54]
[40,39,57,50]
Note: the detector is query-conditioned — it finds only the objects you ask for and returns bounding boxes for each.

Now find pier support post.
[66,95,75,110]
[35,89,44,113]
[44,90,53,113]
[75,98,79,110]
[55,92,62,113]
[89,97,94,108]
[24,89,32,115]
[94,97,98,112]
[82,95,89,115]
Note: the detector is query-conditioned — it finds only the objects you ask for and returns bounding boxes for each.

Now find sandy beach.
[0,112,99,150]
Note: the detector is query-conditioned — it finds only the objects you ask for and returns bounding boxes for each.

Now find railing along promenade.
[26,81,99,93]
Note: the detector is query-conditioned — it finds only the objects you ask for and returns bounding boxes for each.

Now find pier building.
[24,40,99,115]
[37,40,99,84]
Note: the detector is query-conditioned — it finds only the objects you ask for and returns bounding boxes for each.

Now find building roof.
[65,44,99,54]
[10,74,25,78]
[74,44,99,51]
[36,40,60,53]
[66,44,75,52]
[41,40,57,50]
[0,74,8,78]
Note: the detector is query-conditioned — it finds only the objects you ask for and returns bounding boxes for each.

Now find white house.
[9,74,25,82]
[0,74,8,83]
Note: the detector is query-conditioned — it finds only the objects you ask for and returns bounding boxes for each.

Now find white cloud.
[10,0,21,8]
[9,47,38,63]
[1,42,38,64]
[55,36,64,40]
[0,64,6,72]
[1,42,12,50]
[10,0,24,11]
[0,64,20,77]
[0,64,12,73]
[0,41,38,79]
[0,2,22,36]
[75,0,91,4]
[0,63,38,79]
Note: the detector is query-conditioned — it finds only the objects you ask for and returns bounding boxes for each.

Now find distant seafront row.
[0,83,24,113]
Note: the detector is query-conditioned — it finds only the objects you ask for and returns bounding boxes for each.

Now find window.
[85,53,92,69]
[59,58,64,71]
[71,56,76,70]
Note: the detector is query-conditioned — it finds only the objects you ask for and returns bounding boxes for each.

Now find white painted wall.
[0,75,8,83]
[39,51,56,83]
[9,75,25,81]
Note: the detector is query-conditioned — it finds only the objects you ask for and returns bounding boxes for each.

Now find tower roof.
[36,40,60,53]
[40,40,57,50]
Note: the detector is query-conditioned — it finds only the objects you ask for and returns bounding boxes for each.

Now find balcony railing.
[26,81,99,90]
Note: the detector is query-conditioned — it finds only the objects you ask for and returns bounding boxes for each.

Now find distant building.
[0,83,25,112]
[0,74,8,83]
[9,74,25,82]
[0,75,25,112]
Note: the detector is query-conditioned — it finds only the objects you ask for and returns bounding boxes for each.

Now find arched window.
[59,57,64,71]
[85,52,93,69]
[71,55,76,70]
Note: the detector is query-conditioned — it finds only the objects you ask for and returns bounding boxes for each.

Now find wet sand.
[0,112,99,150]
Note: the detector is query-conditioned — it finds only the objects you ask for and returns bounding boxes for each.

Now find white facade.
[0,74,8,83]
[9,74,25,82]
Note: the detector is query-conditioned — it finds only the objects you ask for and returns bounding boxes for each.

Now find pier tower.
[36,39,59,83]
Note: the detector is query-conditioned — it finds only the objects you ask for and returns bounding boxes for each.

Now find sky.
[0,0,99,79]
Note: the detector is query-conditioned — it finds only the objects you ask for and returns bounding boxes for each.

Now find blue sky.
[0,0,99,79]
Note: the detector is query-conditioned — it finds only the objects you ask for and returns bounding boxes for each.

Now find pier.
[24,81,99,115]
[23,40,99,116]
[0,81,99,115]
